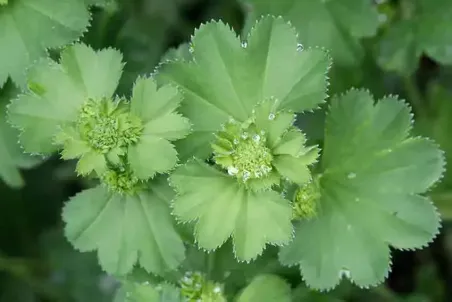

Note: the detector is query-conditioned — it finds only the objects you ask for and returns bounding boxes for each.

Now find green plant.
[0,0,450,301]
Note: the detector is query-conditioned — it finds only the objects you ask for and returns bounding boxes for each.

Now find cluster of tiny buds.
[222,111,280,183]
[179,271,224,302]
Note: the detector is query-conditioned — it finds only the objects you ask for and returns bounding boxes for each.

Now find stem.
[431,191,452,221]
[403,75,423,115]
[206,252,215,280]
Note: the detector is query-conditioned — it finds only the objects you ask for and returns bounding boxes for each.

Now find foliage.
[0,0,451,301]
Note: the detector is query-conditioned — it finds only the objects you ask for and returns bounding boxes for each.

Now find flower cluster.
[180,271,226,302]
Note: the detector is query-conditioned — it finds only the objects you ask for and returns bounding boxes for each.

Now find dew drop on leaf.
[252,134,261,142]
[296,43,304,52]
[347,172,356,179]
[339,268,351,279]
[228,166,238,175]
[268,113,276,120]
[241,41,248,48]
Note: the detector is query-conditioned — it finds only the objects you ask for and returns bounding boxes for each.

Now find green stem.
[403,75,423,115]
[431,191,452,220]
[206,252,215,280]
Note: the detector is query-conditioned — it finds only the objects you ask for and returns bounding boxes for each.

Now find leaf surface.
[246,0,379,66]
[279,89,444,290]
[63,177,185,276]
[8,44,124,154]
[159,16,330,159]
[0,0,91,87]
[170,159,293,261]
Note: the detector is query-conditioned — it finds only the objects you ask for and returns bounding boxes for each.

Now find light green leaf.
[279,89,444,290]
[128,77,190,179]
[0,0,91,87]
[0,84,41,187]
[116,281,181,302]
[377,0,452,74]
[170,159,293,261]
[8,43,124,154]
[128,135,178,180]
[63,177,185,276]
[235,274,291,302]
[159,16,330,159]
[246,0,379,66]
[76,151,106,176]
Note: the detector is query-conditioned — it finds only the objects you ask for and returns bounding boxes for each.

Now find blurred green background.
[1,0,452,301]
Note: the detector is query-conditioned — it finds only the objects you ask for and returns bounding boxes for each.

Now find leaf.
[279,89,444,290]
[63,176,185,276]
[235,274,291,302]
[245,0,379,66]
[8,43,124,154]
[170,159,293,261]
[0,83,41,187]
[377,0,452,74]
[0,0,91,87]
[158,16,330,160]
[128,77,190,179]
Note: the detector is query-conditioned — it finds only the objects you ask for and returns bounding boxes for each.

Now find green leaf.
[63,176,185,276]
[8,43,124,154]
[0,84,41,187]
[159,16,330,160]
[377,0,452,74]
[245,0,379,66]
[0,0,91,87]
[235,274,291,302]
[170,159,293,261]
[128,77,190,179]
[279,89,444,290]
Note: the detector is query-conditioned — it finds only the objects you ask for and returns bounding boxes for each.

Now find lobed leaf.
[246,0,379,66]
[170,159,293,262]
[158,16,330,160]
[8,44,124,154]
[279,89,444,290]
[235,274,292,302]
[0,0,92,87]
[63,177,185,276]
[377,0,452,74]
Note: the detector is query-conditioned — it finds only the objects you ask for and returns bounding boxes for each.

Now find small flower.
[211,100,319,191]
[179,271,226,302]
[292,179,321,220]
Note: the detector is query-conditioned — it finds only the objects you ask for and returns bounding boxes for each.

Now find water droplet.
[268,113,276,120]
[189,46,194,53]
[241,132,249,139]
[228,166,238,175]
[195,283,202,289]
[213,286,221,293]
[241,41,248,48]
[243,171,251,181]
[228,117,236,123]
[378,13,388,24]
[347,172,356,179]
[254,171,262,177]
[183,276,191,283]
[339,268,351,279]
[233,138,239,145]
[252,134,261,142]
[297,43,304,51]
[260,130,266,135]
